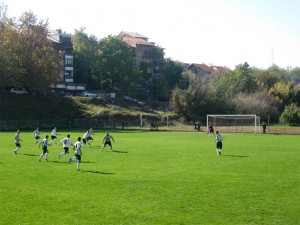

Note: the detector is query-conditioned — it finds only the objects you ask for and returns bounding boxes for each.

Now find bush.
[279,103,300,125]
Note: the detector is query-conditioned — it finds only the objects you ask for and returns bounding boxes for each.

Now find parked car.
[53,89,72,96]
[123,96,132,100]
[81,91,98,97]
[10,88,29,95]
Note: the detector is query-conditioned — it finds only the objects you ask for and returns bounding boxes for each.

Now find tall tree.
[289,67,300,83]
[97,36,140,90]
[164,60,184,89]
[72,28,99,89]
[215,62,257,98]
[254,70,280,90]
[0,10,61,93]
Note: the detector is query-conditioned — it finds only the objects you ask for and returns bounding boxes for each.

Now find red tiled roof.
[122,36,154,48]
[193,63,215,73]
[118,31,155,48]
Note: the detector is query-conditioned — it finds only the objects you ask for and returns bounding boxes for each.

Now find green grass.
[0,130,299,225]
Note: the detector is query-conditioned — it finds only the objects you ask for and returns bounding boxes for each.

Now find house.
[47,29,85,95]
[187,63,231,79]
[117,31,164,80]
[187,63,215,79]
[211,65,231,74]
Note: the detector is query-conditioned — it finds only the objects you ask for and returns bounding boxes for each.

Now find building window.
[65,58,73,65]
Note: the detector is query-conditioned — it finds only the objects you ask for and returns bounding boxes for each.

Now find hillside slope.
[0,95,169,120]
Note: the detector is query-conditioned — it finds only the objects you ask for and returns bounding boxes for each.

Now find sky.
[3,0,300,69]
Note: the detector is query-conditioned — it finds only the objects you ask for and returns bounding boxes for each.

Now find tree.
[17,11,61,93]
[254,70,280,89]
[279,103,300,124]
[232,90,279,121]
[269,81,299,111]
[268,64,289,80]
[154,74,169,101]
[170,79,231,120]
[215,62,257,98]
[289,67,300,83]
[0,10,61,93]
[164,60,184,89]
[72,28,99,89]
[97,36,140,90]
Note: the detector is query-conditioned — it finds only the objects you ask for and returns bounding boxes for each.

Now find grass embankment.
[0,95,167,120]
[0,130,299,224]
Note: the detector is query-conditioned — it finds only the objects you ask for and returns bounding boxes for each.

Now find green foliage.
[215,62,257,98]
[279,103,300,124]
[72,28,99,89]
[163,60,184,89]
[0,10,60,93]
[0,131,299,224]
[153,74,170,101]
[269,81,299,110]
[171,80,231,120]
[97,36,140,90]
[232,90,279,119]
[289,67,300,83]
[254,70,280,89]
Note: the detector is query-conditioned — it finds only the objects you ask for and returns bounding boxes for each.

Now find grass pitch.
[0,130,299,225]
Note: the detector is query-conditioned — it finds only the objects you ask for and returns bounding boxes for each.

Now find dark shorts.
[104,141,112,147]
[42,146,48,154]
[216,142,222,149]
[51,135,57,140]
[64,147,69,153]
[75,154,81,161]
[87,136,93,141]
[35,136,40,140]
[15,143,21,147]
[83,137,93,144]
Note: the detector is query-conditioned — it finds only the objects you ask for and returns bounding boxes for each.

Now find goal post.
[206,114,261,134]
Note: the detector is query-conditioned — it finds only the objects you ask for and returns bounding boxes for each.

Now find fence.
[0,119,299,135]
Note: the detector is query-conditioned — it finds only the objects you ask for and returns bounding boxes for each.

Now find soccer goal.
[207,114,261,134]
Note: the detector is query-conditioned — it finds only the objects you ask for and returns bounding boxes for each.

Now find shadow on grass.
[222,154,249,158]
[50,160,70,163]
[112,149,128,153]
[83,170,114,175]
[81,161,95,163]
[23,153,39,157]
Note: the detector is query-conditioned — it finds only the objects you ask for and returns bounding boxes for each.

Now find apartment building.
[47,29,85,95]
[118,31,164,80]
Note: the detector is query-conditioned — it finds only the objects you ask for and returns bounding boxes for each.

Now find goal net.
[206,114,261,134]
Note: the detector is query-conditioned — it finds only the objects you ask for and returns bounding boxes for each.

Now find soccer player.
[38,135,49,161]
[82,128,93,146]
[49,127,58,145]
[208,124,215,136]
[100,132,115,151]
[69,137,83,171]
[261,121,267,133]
[13,130,22,154]
[33,127,41,144]
[215,130,223,156]
[58,134,72,160]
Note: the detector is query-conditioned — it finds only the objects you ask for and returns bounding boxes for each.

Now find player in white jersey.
[38,135,49,161]
[13,130,22,154]
[215,131,223,156]
[69,137,83,171]
[82,128,93,146]
[58,134,73,160]
[100,132,115,151]
[49,127,58,145]
[33,127,41,144]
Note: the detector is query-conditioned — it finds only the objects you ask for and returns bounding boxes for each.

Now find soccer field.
[0,130,299,225]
